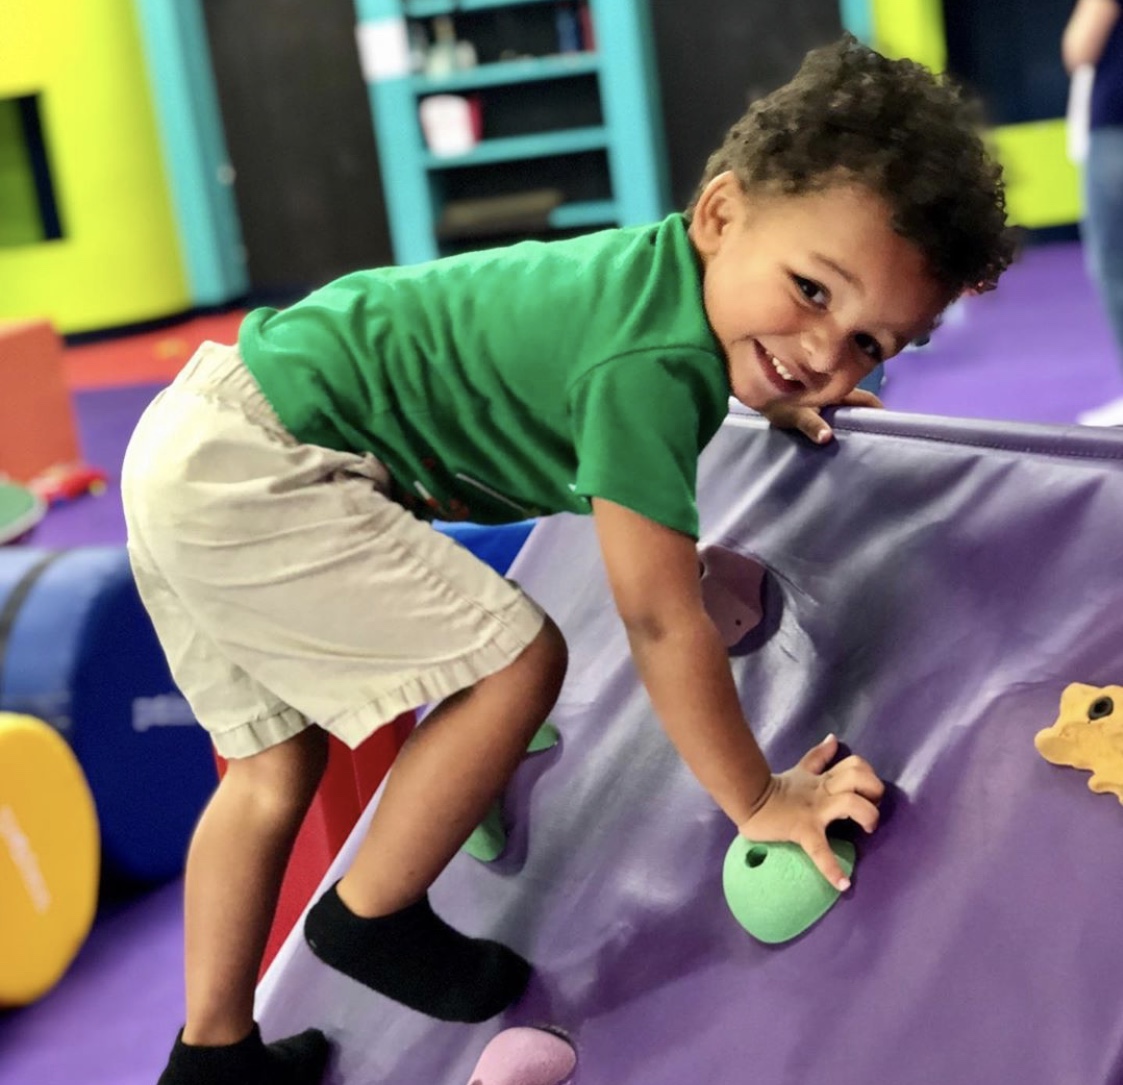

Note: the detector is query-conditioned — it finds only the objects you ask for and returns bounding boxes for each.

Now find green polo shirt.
[239,214,730,537]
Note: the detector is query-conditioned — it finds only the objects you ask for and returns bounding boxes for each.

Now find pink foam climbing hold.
[699,545,766,647]
[466,1027,577,1085]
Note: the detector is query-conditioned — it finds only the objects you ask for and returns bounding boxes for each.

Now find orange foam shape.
[0,320,81,482]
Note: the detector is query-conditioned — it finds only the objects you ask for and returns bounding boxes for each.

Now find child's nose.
[800,324,847,377]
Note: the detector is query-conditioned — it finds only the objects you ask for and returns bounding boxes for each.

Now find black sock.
[304,882,531,1022]
[157,1023,329,1085]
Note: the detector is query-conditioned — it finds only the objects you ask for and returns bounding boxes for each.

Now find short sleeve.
[569,351,727,538]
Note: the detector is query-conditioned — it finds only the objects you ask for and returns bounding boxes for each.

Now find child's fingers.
[790,408,832,445]
[764,404,834,444]
[797,733,839,775]
[840,388,884,409]
[824,758,885,803]
[798,830,851,891]
[821,792,881,835]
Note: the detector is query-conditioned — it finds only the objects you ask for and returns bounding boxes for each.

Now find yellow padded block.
[1035,684,1123,803]
[0,713,99,1006]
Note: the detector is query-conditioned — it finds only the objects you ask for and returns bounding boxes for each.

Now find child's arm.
[593,497,882,890]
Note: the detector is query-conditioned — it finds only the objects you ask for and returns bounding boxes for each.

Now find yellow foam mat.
[0,712,100,1006]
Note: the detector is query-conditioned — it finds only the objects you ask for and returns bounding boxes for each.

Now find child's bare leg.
[341,616,568,913]
[183,726,328,1042]
[304,618,567,1021]
[159,727,331,1085]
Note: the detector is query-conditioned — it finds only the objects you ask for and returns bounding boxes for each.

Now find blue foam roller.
[0,547,218,883]
[435,520,536,575]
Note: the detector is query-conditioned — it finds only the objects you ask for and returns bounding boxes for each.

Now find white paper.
[355,18,411,83]
[1067,64,1095,165]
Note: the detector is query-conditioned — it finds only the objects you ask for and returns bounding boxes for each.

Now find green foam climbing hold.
[527,722,560,754]
[461,721,561,863]
[463,801,506,862]
[722,836,856,944]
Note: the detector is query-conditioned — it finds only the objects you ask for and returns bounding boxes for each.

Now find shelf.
[364,0,668,265]
[405,0,556,16]
[437,199,618,248]
[414,52,598,95]
[548,199,616,230]
[424,126,608,169]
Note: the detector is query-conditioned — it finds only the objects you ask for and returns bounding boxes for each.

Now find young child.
[124,35,1015,1085]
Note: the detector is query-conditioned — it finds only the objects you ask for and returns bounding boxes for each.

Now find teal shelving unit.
[404,0,558,17]
[413,51,600,94]
[422,126,609,168]
[839,0,876,44]
[354,0,669,264]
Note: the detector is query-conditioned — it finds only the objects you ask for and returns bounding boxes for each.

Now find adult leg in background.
[1079,125,1123,424]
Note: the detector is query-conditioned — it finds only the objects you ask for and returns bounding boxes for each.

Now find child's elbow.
[619,607,673,646]
[616,595,709,648]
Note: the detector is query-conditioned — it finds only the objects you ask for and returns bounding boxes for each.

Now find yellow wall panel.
[868,0,1079,229]
[991,121,1082,229]
[0,0,188,333]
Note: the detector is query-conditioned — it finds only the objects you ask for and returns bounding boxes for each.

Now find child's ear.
[689,172,743,258]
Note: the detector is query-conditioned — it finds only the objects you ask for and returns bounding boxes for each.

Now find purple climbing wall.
[258,406,1123,1085]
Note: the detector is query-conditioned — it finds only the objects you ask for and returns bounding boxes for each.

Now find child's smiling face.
[689,173,951,412]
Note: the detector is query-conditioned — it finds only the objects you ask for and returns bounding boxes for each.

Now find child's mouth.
[755,341,803,394]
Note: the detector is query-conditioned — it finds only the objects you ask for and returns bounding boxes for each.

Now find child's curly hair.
[687,35,1017,296]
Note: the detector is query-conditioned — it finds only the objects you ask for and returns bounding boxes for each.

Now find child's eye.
[854,333,883,362]
[792,275,828,306]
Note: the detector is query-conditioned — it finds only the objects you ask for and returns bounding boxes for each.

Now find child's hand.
[758,388,883,445]
[738,734,884,890]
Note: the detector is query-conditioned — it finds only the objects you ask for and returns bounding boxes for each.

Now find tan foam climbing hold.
[0,712,100,1006]
[1035,683,1123,803]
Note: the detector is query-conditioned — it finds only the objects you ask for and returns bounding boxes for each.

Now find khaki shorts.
[121,341,545,759]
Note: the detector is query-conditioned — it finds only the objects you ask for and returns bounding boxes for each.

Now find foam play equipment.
[0,547,217,883]
[465,1028,577,1085]
[1035,683,1123,802]
[722,836,855,944]
[256,408,1123,1085]
[436,520,537,575]
[0,712,99,1007]
[0,482,45,546]
[698,545,765,647]
[0,320,81,483]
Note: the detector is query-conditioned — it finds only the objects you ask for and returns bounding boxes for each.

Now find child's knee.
[222,727,329,815]
[526,616,568,702]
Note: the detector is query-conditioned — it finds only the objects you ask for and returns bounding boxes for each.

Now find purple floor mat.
[26,383,162,550]
[0,881,185,1083]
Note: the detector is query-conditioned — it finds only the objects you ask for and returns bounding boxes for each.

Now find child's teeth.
[768,351,795,382]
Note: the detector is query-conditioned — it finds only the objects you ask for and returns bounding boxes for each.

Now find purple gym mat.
[27,383,162,549]
[883,240,1123,423]
[257,407,1123,1085]
[0,880,186,1082]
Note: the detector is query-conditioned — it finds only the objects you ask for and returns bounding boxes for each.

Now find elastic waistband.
[175,341,288,434]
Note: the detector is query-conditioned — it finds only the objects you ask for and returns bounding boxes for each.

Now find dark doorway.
[943,0,1072,126]
[201,0,394,301]
[649,0,844,207]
